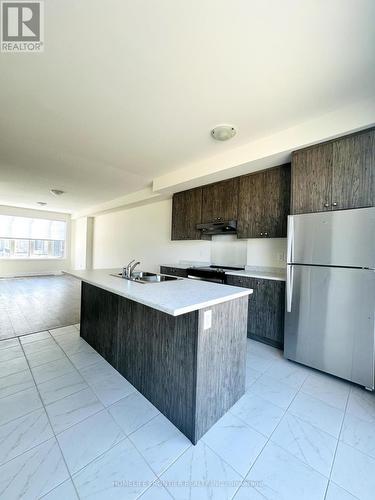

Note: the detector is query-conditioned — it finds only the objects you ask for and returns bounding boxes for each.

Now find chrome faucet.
[122,260,133,278]
[123,260,140,279]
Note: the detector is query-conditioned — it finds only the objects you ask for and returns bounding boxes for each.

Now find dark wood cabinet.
[291,144,333,214]
[226,275,285,349]
[262,166,291,238]
[80,282,119,368]
[171,165,289,241]
[291,128,375,214]
[160,266,188,278]
[237,164,291,239]
[171,188,202,240]
[80,282,248,444]
[332,130,375,210]
[171,129,374,238]
[237,170,264,238]
[201,178,238,223]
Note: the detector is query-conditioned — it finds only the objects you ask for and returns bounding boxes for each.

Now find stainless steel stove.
[186,265,245,284]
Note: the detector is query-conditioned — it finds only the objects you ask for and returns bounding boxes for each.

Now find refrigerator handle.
[286,265,294,313]
[287,215,294,264]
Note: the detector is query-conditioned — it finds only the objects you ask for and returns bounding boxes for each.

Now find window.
[0,215,66,259]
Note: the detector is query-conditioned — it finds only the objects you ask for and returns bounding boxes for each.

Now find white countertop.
[225,269,286,281]
[161,263,286,281]
[65,269,252,317]
[161,263,192,270]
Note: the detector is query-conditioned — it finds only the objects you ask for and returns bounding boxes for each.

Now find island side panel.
[80,282,120,369]
[194,296,248,442]
[116,296,199,442]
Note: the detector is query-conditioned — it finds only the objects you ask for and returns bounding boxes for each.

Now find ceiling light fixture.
[37,201,47,206]
[211,125,236,141]
[50,189,65,196]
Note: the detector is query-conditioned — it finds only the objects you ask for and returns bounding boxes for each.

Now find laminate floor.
[0,327,373,499]
[0,275,81,340]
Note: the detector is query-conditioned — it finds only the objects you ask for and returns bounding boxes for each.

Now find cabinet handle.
[332,202,338,207]
[264,232,268,237]
[260,232,263,236]
[324,203,330,208]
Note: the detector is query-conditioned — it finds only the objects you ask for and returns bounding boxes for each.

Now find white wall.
[93,200,211,272]
[246,238,287,268]
[71,217,93,270]
[92,199,287,272]
[0,205,71,278]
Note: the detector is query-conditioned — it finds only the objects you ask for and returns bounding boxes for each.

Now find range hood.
[196,220,237,235]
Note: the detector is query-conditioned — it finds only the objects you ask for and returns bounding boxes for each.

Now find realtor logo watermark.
[1,1,44,52]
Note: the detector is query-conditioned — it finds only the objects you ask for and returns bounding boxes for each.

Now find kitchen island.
[66,269,252,443]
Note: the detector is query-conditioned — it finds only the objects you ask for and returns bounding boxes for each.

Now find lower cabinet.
[160,266,188,278]
[226,275,285,349]
[80,282,119,367]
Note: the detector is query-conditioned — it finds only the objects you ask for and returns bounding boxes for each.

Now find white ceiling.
[0,0,374,213]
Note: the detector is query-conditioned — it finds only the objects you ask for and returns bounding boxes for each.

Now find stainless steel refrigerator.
[284,207,375,390]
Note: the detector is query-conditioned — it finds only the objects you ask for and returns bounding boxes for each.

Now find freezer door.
[284,265,375,389]
[288,207,375,268]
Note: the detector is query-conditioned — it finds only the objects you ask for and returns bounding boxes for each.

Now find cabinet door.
[244,277,261,337]
[80,282,119,368]
[262,165,291,238]
[332,129,375,210]
[201,178,238,222]
[248,278,285,348]
[291,143,333,214]
[171,188,202,240]
[237,172,264,238]
[226,275,285,349]
[260,279,285,347]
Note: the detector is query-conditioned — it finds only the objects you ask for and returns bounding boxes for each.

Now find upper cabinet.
[332,130,375,210]
[201,178,239,222]
[171,188,203,240]
[237,164,291,239]
[291,143,333,214]
[291,128,375,214]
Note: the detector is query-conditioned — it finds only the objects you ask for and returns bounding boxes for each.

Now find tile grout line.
[55,412,162,494]
[3,332,364,500]
[323,383,351,498]
[0,412,54,467]
[33,325,168,492]
[18,328,83,500]
[250,360,350,437]
[232,367,328,499]
[0,372,35,401]
[144,363,297,500]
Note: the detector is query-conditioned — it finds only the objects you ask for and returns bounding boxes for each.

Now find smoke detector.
[50,189,65,196]
[211,125,236,141]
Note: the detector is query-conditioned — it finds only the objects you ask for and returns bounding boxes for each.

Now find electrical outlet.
[203,310,212,330]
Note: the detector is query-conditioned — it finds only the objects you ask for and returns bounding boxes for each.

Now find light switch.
[203,310,212,330]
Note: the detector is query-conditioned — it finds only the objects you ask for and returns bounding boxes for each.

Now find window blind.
[0,215,66,241]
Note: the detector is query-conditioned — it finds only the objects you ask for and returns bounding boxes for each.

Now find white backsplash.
[246,238,287,268]
[210,235,287,269]
[210,235,247,267]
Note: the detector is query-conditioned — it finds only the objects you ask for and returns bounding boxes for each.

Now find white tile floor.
[0,325,374,499]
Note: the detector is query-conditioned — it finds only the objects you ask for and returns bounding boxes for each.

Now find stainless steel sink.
[110,271,182,284]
